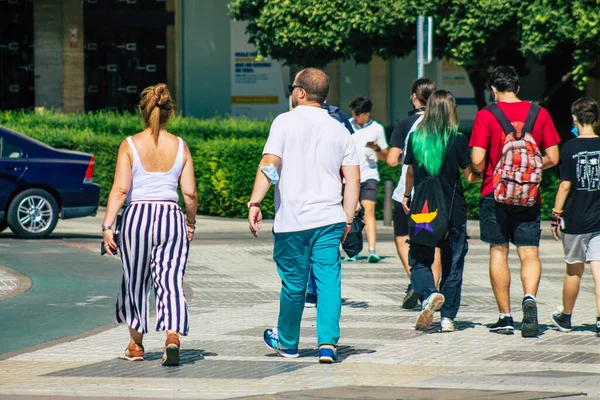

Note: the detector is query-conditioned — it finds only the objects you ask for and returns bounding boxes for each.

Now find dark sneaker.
[489,316,515,335]
[416,292,444,330]
[263,329,299,358]
[596,318,600,337]
[401,284,419,309]
[521,296,539,338]
[318,346,338,363]
[550,306,572,333]
[305,292,317,308]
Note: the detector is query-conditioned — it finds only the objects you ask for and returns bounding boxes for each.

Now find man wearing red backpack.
[470,66,560,337]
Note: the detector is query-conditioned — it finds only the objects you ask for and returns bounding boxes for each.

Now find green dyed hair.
[410,90,459,176]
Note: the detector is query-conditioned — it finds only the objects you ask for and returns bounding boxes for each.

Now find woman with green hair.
[401,90,481,332]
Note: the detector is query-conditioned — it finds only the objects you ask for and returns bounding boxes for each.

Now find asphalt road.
[0,236,122,357]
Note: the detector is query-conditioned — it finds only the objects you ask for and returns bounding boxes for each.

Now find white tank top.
[126,136,184,203]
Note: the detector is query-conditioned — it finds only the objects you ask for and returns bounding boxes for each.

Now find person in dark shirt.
[387,78,440,310]
[323,103,355,134]
[402,90,481,332]
[550,97,600,337]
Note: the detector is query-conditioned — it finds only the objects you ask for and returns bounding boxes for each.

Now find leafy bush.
[0,111,561,220]
[193,138,275,218]
[0,110,271,140]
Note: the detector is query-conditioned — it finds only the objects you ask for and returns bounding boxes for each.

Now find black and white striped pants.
[115,201,190,335]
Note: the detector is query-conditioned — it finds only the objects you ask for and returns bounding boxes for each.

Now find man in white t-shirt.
[248,68,360,364]
[349,96,389,263]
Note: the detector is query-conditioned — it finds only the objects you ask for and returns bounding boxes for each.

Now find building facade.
[2,0,596,128]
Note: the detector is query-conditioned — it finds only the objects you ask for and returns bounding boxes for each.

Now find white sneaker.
[416,292,445,330]
[441,317,456,332]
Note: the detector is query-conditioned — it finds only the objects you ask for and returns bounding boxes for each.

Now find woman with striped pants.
[102,84,198,366]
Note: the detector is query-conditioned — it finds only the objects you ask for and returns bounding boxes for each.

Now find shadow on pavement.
[341,298,370,308]
[143,349,218,365]
[266,345,376,362]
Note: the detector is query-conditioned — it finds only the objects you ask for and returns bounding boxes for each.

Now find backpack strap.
[485,103,516,136]
[486,102,541,140]
[522,103,541,138]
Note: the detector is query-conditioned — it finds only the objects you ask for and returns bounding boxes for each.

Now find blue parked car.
[0,127,100,238]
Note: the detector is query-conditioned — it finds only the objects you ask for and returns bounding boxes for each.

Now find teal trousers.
[273,222,345,349]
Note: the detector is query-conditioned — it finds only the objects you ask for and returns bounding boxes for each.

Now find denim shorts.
[479,194,541,246]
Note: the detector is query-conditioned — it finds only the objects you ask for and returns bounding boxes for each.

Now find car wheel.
[7,189,59,239]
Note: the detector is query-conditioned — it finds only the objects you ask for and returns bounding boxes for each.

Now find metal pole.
[383,180,393,227]
[416,15,424,79]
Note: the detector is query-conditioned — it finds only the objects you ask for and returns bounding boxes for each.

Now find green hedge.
[0,111,560,220]
[0,110,271,140]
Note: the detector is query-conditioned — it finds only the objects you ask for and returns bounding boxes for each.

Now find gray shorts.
[562,231,600,264]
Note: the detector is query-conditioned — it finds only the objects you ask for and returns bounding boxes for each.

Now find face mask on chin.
[571,125,579,137]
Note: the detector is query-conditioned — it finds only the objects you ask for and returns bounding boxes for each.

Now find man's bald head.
[295,68,329,105]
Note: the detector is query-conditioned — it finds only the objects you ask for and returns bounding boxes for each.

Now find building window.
[0,0,34,110]
[84,0,173,111]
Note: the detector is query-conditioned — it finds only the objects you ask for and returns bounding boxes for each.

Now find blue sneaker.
[318,346,337,363]
[263,329,299,358]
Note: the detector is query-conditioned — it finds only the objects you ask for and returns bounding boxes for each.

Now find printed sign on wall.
[230,21,290,118]
[437,58,480,121]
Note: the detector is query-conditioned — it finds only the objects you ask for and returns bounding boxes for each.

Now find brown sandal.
[162,333,180,366]
[123,343,144,361]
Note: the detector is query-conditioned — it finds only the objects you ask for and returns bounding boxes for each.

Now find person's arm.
[469,111,490,174]
[458,136,482,183]
[375,125,389,161]
[540,108,561,170]
[551,180,571,241]
[401,165,414,215]
[102,141,133,253]
[180,142,198,241]
[462,165,482,182]
[542,145,559,170]
[341,164,360,242]
[471,146,487,175]
[386,147,402,167]
[248,153,281,237]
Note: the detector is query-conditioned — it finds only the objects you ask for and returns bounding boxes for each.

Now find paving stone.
[3,230,600,399]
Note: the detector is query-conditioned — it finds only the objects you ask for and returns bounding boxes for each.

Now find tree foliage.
[229,0,600,93]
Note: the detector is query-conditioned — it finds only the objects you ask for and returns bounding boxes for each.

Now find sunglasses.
[288,83,304,93]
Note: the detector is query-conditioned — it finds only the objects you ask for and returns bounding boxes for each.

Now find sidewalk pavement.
[0,215,598,399]
[51,207,556,240]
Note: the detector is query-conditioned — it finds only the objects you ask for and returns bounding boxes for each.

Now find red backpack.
[487,103,542,207]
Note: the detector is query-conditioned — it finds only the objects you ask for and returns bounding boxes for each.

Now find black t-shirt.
[404,133,471,226]
[559,137,600,234]
[390,113,421,150]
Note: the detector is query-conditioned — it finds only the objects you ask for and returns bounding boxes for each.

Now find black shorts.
[393,200,409,236]
[479,194,541,246]
[360,179,378,202]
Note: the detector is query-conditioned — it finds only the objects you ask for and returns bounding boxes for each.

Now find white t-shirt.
[263,105,360,233]
[350,119,388,182]
[392,115,423,202]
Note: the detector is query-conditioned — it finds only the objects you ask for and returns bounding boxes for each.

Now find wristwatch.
[247,202,261,209]
[101,224,112,232]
